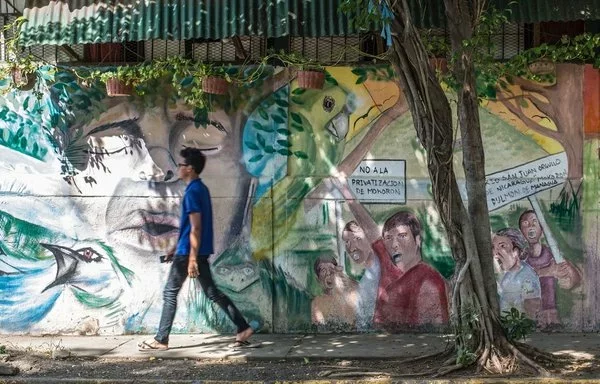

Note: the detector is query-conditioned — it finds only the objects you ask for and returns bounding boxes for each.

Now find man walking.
[138,147,254,351]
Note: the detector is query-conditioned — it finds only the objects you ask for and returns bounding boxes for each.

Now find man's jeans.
[155,257,250,344]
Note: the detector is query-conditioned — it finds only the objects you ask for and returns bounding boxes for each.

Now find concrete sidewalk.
[1,332,599,361]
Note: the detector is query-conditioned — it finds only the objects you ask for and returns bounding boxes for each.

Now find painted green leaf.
[256,133,266,147]
[22,97,30,110]
[278,148,293,156]
[252,121,263,131]
[71,287,119,308]
[351,68,367,76]
[290,112,303,125]
[277,128,289,135]
[291,123,304,132]
[258,107,269,120]
[275,98,289,107]
[291,96,304,105]
[292,88,306,95]
[272,115,285,124]
[277,139,292,147]
[264,146,275,154]
[356,75,367,84]
[294,151,309,159]
[249,154,263,162]
[244,141,260,150]
[325,72,338,85]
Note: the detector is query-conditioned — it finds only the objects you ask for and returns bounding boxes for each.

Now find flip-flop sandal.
[230,340,260,350]
[138,340,168,351]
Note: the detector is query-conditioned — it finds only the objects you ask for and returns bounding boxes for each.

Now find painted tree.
[341,0,558,375]
[498,64,584,190]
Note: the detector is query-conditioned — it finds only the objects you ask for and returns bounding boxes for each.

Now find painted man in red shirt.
[376,211,449,328]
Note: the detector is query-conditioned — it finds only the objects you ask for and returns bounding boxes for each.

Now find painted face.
[519,212,542,245]
[316,262,338,292]
[342,226,371,265]
[383,224,421,271]
[66,97,246,263]
[492,235,520,272]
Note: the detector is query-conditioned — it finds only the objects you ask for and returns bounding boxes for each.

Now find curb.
[1,378,600,384]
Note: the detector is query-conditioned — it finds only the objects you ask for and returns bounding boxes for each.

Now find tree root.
[398,347,454,364]
[514,341,571,363]
[433,363,468,377]
[505,340,551,377]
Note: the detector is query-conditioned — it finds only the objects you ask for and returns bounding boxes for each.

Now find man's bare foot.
[138,339,168,351]
[235,327,254,342]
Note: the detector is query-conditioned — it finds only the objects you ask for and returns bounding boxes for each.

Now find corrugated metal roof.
[19,0,364,46]
[17,0,600,47]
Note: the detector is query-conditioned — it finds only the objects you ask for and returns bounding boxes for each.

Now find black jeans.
[154,257,250,344]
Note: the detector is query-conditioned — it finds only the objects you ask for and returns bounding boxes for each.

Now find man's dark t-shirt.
[175,178,214,258]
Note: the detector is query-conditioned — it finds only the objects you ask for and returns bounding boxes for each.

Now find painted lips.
[110,210,179,250]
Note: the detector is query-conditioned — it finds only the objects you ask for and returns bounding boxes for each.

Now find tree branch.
[499,97,562,143]
[512,76,550,97]
[524,93,555,122]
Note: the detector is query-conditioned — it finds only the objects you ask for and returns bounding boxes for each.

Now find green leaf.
[252,121,263,131]
[292,88,306,95]
[324,72,338,85]
[249,154,263,162]
[290,112,303,125]
[277,148,293,156]
[356,75,367,84]
[22,96,30,110]
[264,146,275,154]
[294,151,309,159]
[244,141,260,150]
[258,107,269,120]
[351,68,367,77]
[277,128,289,135]
[272,115,285,124]
[277,139,292,147]
[291,123,304,132]
[275,98,289,107]
[291,96,304,105]
[256,133,266,147]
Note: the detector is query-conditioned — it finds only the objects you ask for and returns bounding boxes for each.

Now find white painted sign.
[486,152,567,211]
[348,159,406,203]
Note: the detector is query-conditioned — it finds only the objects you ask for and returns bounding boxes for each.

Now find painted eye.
[242,267,254,276]
[218,267,230,275]
[323,96,335,112]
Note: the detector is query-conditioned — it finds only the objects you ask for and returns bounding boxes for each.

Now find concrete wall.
[0,64,597,335]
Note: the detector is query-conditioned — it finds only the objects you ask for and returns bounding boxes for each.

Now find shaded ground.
[1,346,599,382]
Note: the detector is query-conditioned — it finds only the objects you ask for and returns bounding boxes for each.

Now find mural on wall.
[0,63,596,335]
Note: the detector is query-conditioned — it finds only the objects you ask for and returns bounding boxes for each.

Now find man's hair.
[180,147,206,174]
[495,227,531,260]
[382,211,421,239]
[314,255,338,275]
[343,220,362,233]
[518,210,537,226]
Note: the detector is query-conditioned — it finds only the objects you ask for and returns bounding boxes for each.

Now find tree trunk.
[386,0,550,374]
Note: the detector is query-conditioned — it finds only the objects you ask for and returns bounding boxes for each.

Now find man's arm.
[188,212,202,278]
[331,176,399,276]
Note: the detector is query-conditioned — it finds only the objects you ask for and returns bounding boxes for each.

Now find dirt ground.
[1,346,599,382]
